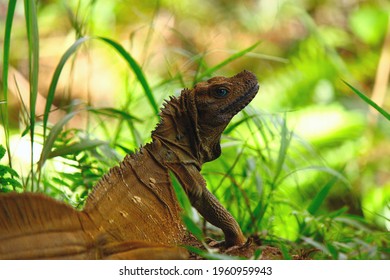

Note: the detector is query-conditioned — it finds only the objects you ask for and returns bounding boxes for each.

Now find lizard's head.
[185,70,259,162]
[194,70,259,127]
[153,70,259,165]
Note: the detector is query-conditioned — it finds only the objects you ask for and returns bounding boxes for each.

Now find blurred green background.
[0,0,389,259]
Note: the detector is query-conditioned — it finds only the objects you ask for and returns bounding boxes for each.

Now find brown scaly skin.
[0,70,259,259]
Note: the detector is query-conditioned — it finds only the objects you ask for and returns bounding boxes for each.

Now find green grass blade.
[195,42,261,82]
[24,0,40,191]
[307,176,338,215]
[184,246,241,260]
[44,36,159,135]
[89,107,143,146]
[279,166,350,188]
[98,37,159,115]
[181,216,204,242]
[1,0,17,167]
[48,139,106,159]
[273,116,292,186]
[301,236,331,256]
[88,107,142,122]
[39,111,78,169]
[224,113,259,134]
[344,81,390,121]
[44,37,90,139]
[41,36,154,173]
[169,171,204,242]
[169,171,194,219]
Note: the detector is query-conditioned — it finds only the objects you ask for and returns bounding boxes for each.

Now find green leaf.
[169,171,205,242]
[224,113,261,134]
[326,242,339,259]
[89,107,142,122]
[181,216,204,242]
[24,0,40,124]
[1,0,17,165]
[0,177,22,188]
[44,37,90,139]
[24,0,40,191]
[195,42,261,82]
[334,216,371,231]
[44,36,156,142]
[307,176,338,215]
[39,111,79,169]
[344,81,390,121]
[98,37,159,115]
[48,139,106,159]
[0,145,21,191]
[273,116,292,186]
[0,145,6,159]
[169,171,194,219]
[184,246,242,260]
[301,236,330,255]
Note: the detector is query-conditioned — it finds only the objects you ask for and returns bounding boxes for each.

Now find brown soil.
[185,234,315,260]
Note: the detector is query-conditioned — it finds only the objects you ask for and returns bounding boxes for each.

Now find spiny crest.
[92,165,121,191]
[161,94,184,114]
[86,167,117,206]
[151,90,191,136]
[88,150,142,203]
[179,88,194,112]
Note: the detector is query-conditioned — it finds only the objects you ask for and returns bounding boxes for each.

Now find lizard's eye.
[214,87,229,98]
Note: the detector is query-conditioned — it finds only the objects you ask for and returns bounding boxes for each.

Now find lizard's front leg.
[169,163,246,246]
[190,188,246,246]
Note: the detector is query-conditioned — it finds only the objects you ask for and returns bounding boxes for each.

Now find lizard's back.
[83,148,186,245]
[0,148,187,259]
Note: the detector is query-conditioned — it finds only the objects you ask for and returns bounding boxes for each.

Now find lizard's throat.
[151,95,224,165]
[151,104,202,164]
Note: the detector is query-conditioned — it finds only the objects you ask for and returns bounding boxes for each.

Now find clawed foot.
[205,237,225,248]
[206,236,253,250]
[205,236,262,259]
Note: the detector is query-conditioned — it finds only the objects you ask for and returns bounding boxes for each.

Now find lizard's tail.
[0,192,98,259]
[0,192,188,259]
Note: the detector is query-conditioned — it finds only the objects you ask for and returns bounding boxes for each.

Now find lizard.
[0,70,259,259]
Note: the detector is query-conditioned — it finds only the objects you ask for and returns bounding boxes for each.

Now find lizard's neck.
[149,95,204,168]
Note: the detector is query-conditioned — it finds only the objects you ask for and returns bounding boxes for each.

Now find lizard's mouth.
[219,83,259,116]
